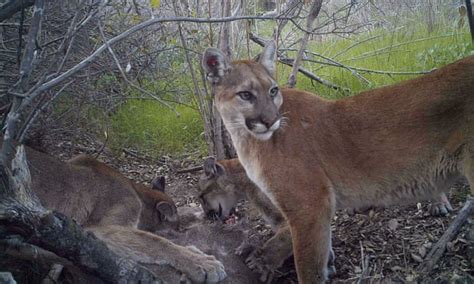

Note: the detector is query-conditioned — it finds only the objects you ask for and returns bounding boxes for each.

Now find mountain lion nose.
[246,115,280,130]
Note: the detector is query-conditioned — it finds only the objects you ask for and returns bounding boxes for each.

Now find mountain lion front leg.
[282,186,334,284]
[462,146,474,196]
[289,211,332,283]
[88,225,226,283]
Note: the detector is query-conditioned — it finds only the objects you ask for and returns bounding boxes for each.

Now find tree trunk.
[211,0,236,160]
[426,0,435,34]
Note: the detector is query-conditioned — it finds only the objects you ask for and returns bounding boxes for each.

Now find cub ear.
[156,201,177,221]
[152,176,166,192]
[202,47,231,85]
[258,41,277,76]
[203,157,225,177]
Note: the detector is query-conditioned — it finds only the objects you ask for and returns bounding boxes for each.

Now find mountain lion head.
[198,157,240,221]
[202,42,282,141]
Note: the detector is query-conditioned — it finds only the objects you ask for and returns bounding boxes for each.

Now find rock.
[0,272,17,284]
[411,253,423,263]
[388,218,399,231]
[418,246,427,258]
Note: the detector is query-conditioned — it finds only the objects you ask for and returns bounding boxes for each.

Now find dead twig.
[417,197,474,274]
[98,22,178,115]
[250,33,347,91]
[176,165,203,174]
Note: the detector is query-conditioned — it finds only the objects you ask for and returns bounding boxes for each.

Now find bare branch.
[2,0,44,171]
[283,48,371,85]
[250,33,345,91]
[287,0,323,88]
[0,0,35,23]
[280,58,345,91]
[18,80,74,143]
[218,0,232,59]
[18,14,294,112]
[97,22,178,114]
[302,58,434,75]
[417,198,474,274]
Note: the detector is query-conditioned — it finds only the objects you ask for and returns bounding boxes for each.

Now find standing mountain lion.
[202,42,474,283]
[198,157,454,281]
[23,145,226,283]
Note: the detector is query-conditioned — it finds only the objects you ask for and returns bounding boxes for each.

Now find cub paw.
[429,201,453,216]
[234,240,255,257]
[245,249,277,283]
[183,246,227,283]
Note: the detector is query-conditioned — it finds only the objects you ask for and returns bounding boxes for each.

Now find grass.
[109,99,206,157]
[275,24,473,99]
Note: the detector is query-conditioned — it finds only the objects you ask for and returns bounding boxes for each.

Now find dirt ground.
[41,137,473,283]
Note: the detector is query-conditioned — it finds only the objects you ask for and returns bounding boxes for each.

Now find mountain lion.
[198,156,456,281]
[23,145,226,283]
[202,42,473,283]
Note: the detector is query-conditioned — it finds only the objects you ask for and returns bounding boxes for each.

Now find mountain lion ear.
[203,157,217,176]
[152,176,166,192]
[156,201,176,221]
[202,48,231,85]
[258,41,277,76]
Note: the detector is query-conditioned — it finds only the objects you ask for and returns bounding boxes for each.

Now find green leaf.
[150,0,160,9]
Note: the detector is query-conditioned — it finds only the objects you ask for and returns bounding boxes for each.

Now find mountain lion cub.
[199,157,293,282]
[24,145,226,282]
[202,42,473,283]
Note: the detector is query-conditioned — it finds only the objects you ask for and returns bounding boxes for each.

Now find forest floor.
[42,135,473,283]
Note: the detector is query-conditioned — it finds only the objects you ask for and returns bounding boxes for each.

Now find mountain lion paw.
[182,246,227,283]
[429,201,453,216]
[327,264,336,278]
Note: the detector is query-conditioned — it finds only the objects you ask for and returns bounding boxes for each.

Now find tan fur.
[25,146,226,282]
[203,44,474,283]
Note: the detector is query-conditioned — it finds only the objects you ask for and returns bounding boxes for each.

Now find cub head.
[137,176,179,231]
[198,157,241,221]
[202,41,283,141]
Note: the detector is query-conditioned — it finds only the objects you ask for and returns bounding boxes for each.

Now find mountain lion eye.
[270,87,279,98]
[237,91,253,101]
